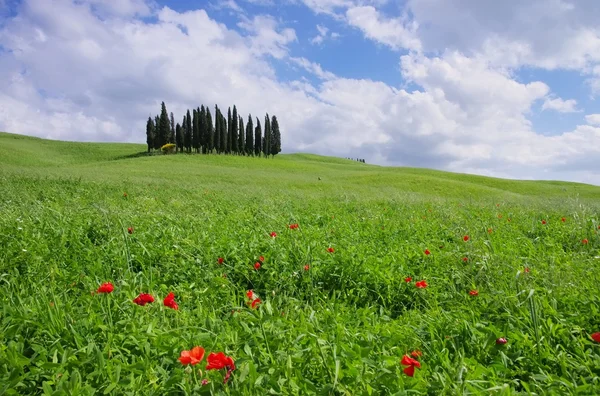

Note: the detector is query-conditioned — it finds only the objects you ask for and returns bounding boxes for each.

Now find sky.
[1,0,600,184]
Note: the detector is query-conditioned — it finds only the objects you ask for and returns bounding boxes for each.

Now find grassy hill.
[1,131,600,395]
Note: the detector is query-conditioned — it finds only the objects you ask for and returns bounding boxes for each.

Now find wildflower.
[97,282,114,294]
[410,350,422,358]
[469,290,478,296]
[246,290,257,300]
[123,192,128,197]
[304,264,310,271]
[424,249,431,256]
[327,247,335,253]
[524,267,530,273]
[217,257,224,264]
[133,293,154,306]
[251,298,262,309]
[163,292,178,310]
[488,228,493,234]
[561,217,566,222]
[254,262,261,270]
[583,239,589,245]
[179,346,205,365]
[462,257,468,262]
[127,227,133,234]
[498,214,502,219]
[591,332,600,343]
[201,379,209,386]
[404,277,412,283]
[541,220,546,225]
[400,355,421,377]
[206,352,235,383]
[270,232,277,238]
[463,235,469,242]
[496,337,507,345]
[259,256,264,262]
[415,280,428,289]
[289,223,299,229]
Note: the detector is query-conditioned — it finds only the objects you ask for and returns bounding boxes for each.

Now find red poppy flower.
[206,352,235,371]
[201,379,209,386]
[133,293,154,306]
[304,264,310,271]
[127,227,133,234]
[259,256,264,262]
[415,280,428,289]
[163,292,178,310]
[400,354,421,377]
[404,277,412,283]
[582,239,589,244]
[561,217,566,222]
[524,267,530,273]
[469,290,478,296]
[410,350,422,358]
[462,257,468,262]
[179,346,205,365]
[270,232,277,237]
[97,282,114,293]
[251,298,261,309]
[217,257,224,264]
[254,262,261,270]
[424,249,431,256]
[289,223,299,229]
[327,247,334,253]
[541,220,546,225]
[496,337,507,345]
[246,290,256,300]
[123,192,128,197]
[591,332,600,343]
[487,228,493,234]
[463,235,469,242]
[598,225,600,230]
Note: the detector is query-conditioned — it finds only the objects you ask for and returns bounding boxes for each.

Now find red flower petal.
[591,332,600,343]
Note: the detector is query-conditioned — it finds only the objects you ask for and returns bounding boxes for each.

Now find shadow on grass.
[113,151,153,160]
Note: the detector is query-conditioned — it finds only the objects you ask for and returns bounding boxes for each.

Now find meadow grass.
[1,131,600,395]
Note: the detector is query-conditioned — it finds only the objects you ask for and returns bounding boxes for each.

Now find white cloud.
[289,57,336,80]
[541,97,579,113]
[346,6,421,51]
[237,14,297,59]
[585,114,600,126]
[310,24,339,45]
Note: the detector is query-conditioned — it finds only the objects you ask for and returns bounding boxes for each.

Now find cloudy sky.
[1,0,600,184]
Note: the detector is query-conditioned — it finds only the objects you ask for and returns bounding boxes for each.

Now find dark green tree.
[175,123,183,153]
[192,109,198,153]
[231,105,238,154]
[227,107,232,154]
[158,101,170,148]
[206,107,214,153]
[170,112,175,143]
[153,115,161,150]
[186,109,192,153]
[263,113,271,157]
[214,105,221,154]
[254,117,262,156]
[270,115,281,157]
[221,111,227,154]
[245,114,254,156]
[238,116,245,155]
[146,117,154,152]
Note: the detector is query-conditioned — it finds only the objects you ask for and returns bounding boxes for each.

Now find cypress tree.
[199,106,206,153]
[192,109,198,153]
[227,107,232,154]
[238,116,245,155]
[175,123,183,153]
[186,109,192,153]
[214,106,221,154]
[154,115,161,150]
[170,112,175,143]
[270,115,281,157]
[245,114,254,156]
[159,101,170,148]
[221,111,227,154]
[182,114,188,153]
[232,105,238,154]
[206,107,214,153]
[254,117,262,156]
[146,117,154,152]
[263,113,271,158]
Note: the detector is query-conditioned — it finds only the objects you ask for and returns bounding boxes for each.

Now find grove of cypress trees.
[245,114,254,156]
[254,117,262,156]
[271,115,281,157]
[146,117,154,152]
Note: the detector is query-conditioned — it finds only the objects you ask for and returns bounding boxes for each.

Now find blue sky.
[0,0,599,184]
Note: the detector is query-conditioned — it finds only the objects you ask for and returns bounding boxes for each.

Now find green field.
[1,131,600,395]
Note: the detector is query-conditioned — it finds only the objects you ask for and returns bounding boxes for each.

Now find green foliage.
[1,132,600,394]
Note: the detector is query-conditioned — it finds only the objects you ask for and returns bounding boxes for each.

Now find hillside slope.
[1,131,599,202]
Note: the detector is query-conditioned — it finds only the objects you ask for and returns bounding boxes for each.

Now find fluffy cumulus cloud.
[0,0,599,184]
